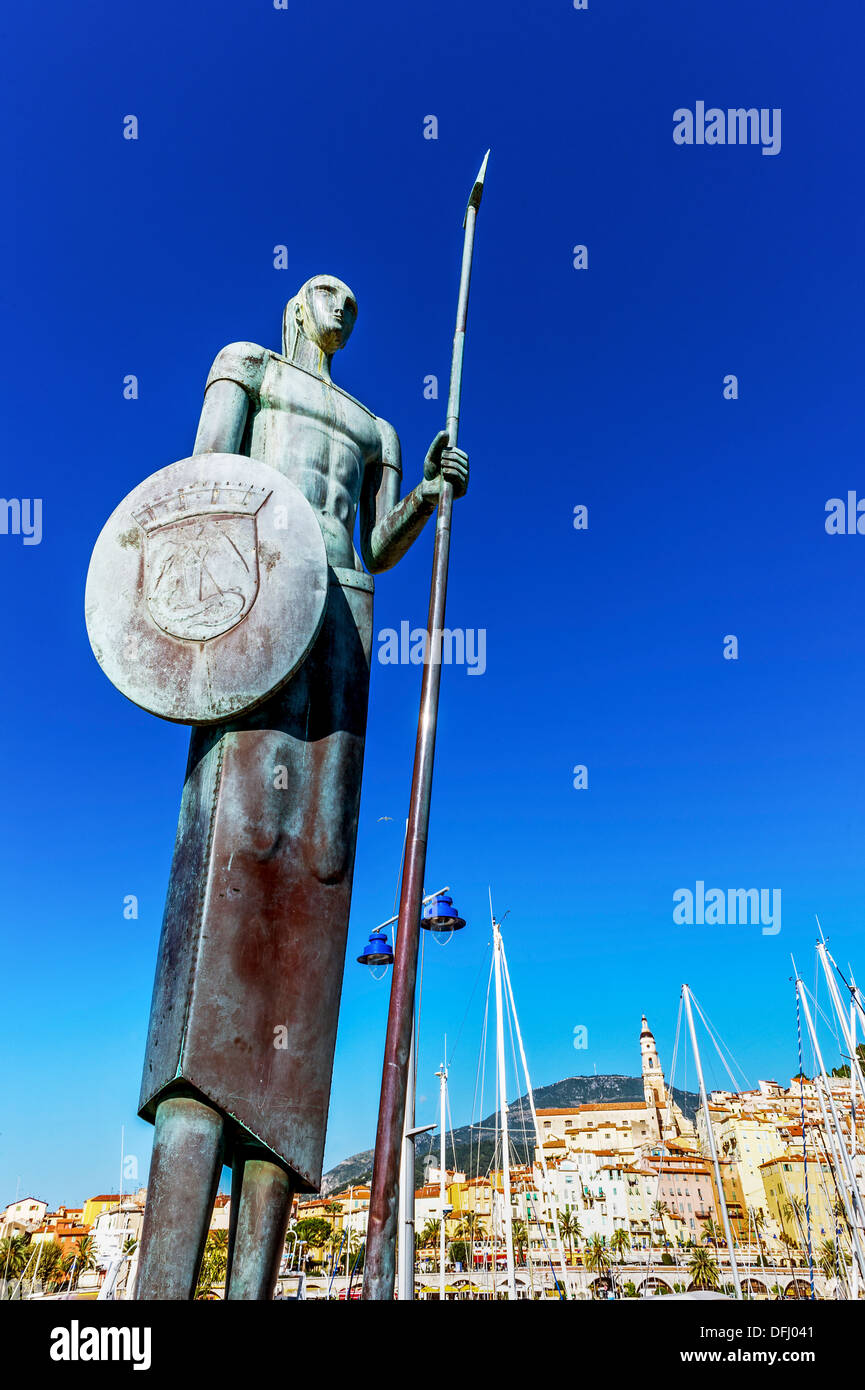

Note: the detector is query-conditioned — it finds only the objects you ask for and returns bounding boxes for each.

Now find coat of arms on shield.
[133,482,272,642]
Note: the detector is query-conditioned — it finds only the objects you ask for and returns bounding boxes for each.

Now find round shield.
[85,454,328,724]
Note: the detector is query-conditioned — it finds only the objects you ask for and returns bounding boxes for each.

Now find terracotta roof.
[580,1102,648,1113]
[34,1223,88,1237]
[759,1154,828,1169]
[642,1161,712,1175]
[536,1101,647,1116]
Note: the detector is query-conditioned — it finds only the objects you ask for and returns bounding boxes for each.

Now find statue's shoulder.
[205,341,270,399]
[374,414,401,468]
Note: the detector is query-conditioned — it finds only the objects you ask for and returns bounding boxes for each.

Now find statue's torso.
[244,352,382,571]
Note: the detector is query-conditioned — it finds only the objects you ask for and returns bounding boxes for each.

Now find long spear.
[363,151,490,1301]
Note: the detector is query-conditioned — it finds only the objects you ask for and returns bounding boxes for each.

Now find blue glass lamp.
[421,893,466,944]
[356,927,394,980]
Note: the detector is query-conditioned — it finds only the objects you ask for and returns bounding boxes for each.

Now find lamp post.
[355,886,466,1299]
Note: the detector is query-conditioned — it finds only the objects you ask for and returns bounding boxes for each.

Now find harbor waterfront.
[5,1006,863,1301]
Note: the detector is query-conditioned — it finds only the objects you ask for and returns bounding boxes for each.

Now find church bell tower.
[640,1014,666,1109]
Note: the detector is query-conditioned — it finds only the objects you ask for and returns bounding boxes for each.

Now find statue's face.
[298,276,358,354]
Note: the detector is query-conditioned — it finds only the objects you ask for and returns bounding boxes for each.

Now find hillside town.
[3,1016,861,1299]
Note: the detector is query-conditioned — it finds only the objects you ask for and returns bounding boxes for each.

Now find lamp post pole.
[399,1018,435,1301]
[359,886,451,1299]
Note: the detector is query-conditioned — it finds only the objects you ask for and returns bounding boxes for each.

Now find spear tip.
[464,149,491,225]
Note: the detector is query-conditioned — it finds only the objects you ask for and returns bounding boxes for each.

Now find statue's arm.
[193,379,248,454]
[192,342,266,454]
[360,420,469,574]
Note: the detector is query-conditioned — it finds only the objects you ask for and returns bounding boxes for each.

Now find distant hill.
[321,1074,699,1195]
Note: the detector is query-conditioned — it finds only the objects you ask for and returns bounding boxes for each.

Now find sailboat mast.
[851,1001,859,1301]
[856,1006,862,1156]
[817,939,865,1103]
[795,980,865,1284]
[816,937,864,1297]
[492,911,517,1299]
[681,985,742,1298]
[499,941,573,1298]
[436,1057,448,1302]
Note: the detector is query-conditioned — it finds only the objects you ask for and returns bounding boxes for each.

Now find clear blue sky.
[2,0,864,1207]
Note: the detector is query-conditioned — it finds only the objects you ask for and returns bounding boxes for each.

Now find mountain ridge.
[321,1073,699,1195]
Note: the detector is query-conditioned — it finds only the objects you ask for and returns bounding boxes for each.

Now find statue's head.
[282,275,358,361]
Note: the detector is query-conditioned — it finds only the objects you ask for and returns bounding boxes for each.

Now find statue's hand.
[423,429,469,500]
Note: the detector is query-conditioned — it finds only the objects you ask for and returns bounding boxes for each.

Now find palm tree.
[511,1219,528,1266]
[688,1245,720,1291]
[31,1239,64,1291]
[0,1234,31,1283]
[583,1235,611,1271]
[325,1226,346,1273]
[122,1235,139,1257]
[583,1236,611,1296]
[782,1196,805,1238]
[748,1206,769,1267]
[651,1200,669,1246]
[417,1218,440,1252]
[72,1235,96,1288]
[817,1237,847,1282]
[195,1231,229,1298]
[778,1230,801,1263]
[700,1218,722,1248]
[557,1206,582,1263]
[293,1216,331,1255]
[830,1195,851,1245]
[455,1212,486,1243]
[610,1228,631,1265]
[60,1252,78,1291]
[74,1234,96,1264]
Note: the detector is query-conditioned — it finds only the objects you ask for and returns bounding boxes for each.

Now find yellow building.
[295,1193,348,1227]
[82,1194,122,1228]
[760,1153,836,1257]
[714,1114,786,1232]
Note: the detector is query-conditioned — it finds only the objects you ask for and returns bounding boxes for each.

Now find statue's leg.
[225,1143,294,1301]
[225,1145,244,1282]
[135,1094,224,1300]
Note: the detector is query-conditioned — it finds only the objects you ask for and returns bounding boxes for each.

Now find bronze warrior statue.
[88,275,468,1299]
